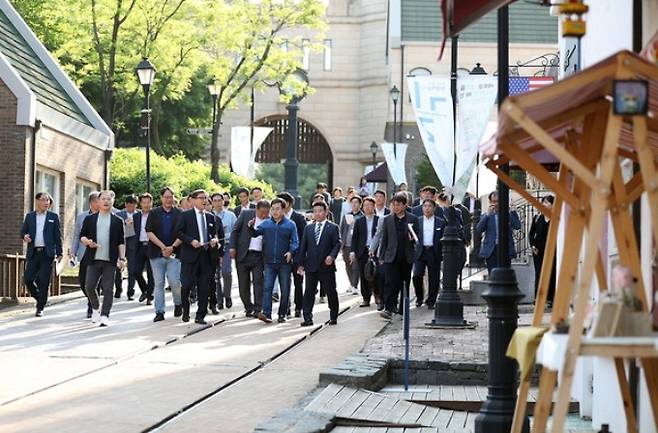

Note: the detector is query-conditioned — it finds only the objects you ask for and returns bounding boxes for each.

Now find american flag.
[508,76,554,95]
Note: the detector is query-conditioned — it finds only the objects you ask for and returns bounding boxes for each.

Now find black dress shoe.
[146,298,152,306]
[245,310,253,317]
[359,301,370,308]
[376,304,385,311]
[127,296,134,301]
[153,313,165,322]
[174,305,183,317]
[300,321,314,327]
[182,313,190,322]
[328,319,337,325]
[294,310,301,318]
[139,293,147,303]
[211,306,219,315]
[272,293,279,302]
[114,292,121,299]
[416,302,423,308]
[35,310,43,317]
[225,298,232,309]
[194,318,207,325]
[217,301,224,310]
[277,316,286,323]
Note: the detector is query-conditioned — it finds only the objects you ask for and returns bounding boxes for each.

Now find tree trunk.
[210,108,223,183]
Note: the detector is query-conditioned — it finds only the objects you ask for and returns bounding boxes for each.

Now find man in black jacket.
[349,197,379,307]
[176,189,222,324]
[412,199,445,308]
[377,193,419,319]
[278,192,307,318]
[79,190,126,327]
[298,201,341,326]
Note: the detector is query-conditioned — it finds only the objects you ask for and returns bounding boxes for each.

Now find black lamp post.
[474,6,528,433]
[370,141,378,169]
[280,69,308,210]
[389,85,400,158]
[136,57,156,193]
[207,78,220,168]
[469,63,487,269]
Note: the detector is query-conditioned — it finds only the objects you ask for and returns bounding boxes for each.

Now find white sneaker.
[319,296,326,304]
[99,315,110,327]
[351,286,360,295]
[91,309,101,324]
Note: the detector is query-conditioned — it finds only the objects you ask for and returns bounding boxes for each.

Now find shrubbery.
[110,148,274,206]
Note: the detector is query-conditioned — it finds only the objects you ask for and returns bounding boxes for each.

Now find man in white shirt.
[412,199,445,309]
[129,193,154,303]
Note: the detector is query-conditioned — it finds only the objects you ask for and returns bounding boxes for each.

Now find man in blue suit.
[476,191,522,274]
[21,192,63,317]
[412,199,445,309]
[298,201,341,326]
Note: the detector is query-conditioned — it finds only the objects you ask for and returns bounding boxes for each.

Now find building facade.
[219,0,558,195]
[0,0,113,257]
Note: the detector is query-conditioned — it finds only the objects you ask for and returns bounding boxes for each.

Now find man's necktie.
[199,212,207,243]
[315,222,322,245]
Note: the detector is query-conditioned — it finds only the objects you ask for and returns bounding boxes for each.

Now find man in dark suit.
[230,200,268,317]
[126,193,154,303]
[233,187,256,218]
[278,192,307,317]
[114,195,137,299]
[340,196,363,295]
[79,190,126,327]
[476,191,522,274]
[377,193,419,319]
[20,192,63,317]
[349,197,379,307]
[373,190,391,218]
[175,189,222,324]
[298,201,341,326]
[71,191,100,318]
[412,199,445,309]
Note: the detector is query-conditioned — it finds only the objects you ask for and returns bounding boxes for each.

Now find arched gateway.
[254,115,333,204]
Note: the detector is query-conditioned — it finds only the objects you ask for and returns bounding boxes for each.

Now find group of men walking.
[20,182,523,328]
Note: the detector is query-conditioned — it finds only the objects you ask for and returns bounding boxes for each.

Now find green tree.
[415,155,443,191]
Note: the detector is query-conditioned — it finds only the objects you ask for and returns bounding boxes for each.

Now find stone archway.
[254,115,333,204]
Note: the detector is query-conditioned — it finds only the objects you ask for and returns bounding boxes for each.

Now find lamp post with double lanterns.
[468,62,487,268]
[136,58,156,193]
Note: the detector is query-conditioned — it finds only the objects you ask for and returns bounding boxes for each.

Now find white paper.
[230,126,273,178]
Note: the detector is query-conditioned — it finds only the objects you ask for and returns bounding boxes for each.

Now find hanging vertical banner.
[380,142,408,186]
[451,75,498,202]
[230,126,273,178]
[407,76,455,188]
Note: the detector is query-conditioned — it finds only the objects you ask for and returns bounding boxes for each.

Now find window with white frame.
[302,38,311,71]
[35,167,61,213]
[75,180,99,216]
[323,39,332,71]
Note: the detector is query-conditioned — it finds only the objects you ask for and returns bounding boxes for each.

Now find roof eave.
[0,51,36,126]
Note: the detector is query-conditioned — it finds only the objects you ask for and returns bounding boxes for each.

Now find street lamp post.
[136,58,156,193]
[207,78,220,170]
[389,86,400,158]
[370,141,378,169]
[469,63,487,269]
[280,69,309,210]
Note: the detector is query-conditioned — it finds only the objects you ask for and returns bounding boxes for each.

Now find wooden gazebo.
[481,50,658,433]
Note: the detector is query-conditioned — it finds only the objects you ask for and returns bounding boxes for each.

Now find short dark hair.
[210,192,223,200]
[391,192,408,206]
[35,191,51,201]
[332,187,343,194]
[312,201,328,210]
[139,193,153,202]
[160,186,175,197]
[422,198,437,207]
[374,189,386,198]
[223,192,231,198]
[189,189,207,199]
[124,194,137,205]
[271,197,285,209]
[88,191,100,203]
[363,196,376,206]
[420,186,438,195]
[316,182,328,189]
[488,191,498,200]
[542,195,555,205]
[277,192,295,205]
[313,193,325,201]
[256,199,271,210]
[437,192,448,202]
[251,186,263,193]
[237,187,250,197]
[350,195,363,205]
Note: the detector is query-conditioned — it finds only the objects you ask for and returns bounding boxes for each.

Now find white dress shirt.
[375,206,387,218]
[139,213,149,242]
[423,216,434,247]
[365,215,375,248]
[248,216,265,251]
[34,212,46,247]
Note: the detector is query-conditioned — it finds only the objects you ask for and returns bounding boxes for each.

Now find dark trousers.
[303,271,339,322]
[181,250,211,319]
[124,245,137,297]
[85,260,115,317]
[236,251,264,313]
[131,243,153,298]
[24,249,53,311]
[79,260,99,315]
[357,256,379,304]
[533,252,556,304]
[114,262,123,294]
[412,247,440,306]
[383,259,412,313]
[485,246,499,275]
[292,268,304,313]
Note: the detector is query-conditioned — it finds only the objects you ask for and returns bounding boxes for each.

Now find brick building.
[0,0,113,256]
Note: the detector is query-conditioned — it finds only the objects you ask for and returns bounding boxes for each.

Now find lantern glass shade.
[207,79,220,97]
[136,58,156,87]
[389,85,400,103]
[370,141,378,155]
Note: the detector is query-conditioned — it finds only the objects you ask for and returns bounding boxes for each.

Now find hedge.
[110,148,274,206]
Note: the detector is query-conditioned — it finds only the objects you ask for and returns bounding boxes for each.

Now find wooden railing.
[0,253,62,299]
